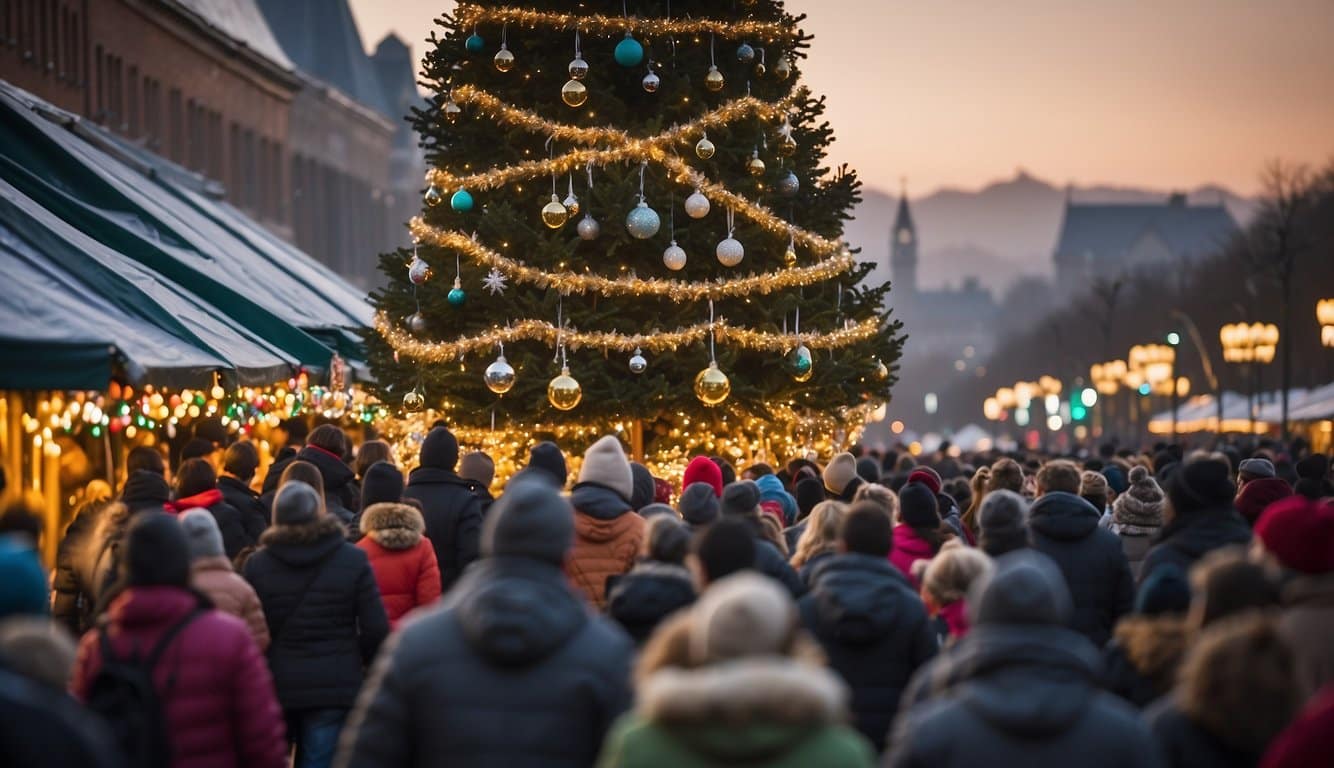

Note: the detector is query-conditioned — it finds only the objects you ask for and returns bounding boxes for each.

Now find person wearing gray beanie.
[181,509,270,650]
[272,481,322,526]
[890,549,1156,767]
[678,482,720,528]
[337,475,634,767]
[977,489,1030,558]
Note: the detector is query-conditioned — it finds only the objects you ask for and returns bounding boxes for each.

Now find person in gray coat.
[334,477,634,768]
[886,550,1161,767]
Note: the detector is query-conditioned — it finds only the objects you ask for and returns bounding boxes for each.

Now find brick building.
[0,0,419,288]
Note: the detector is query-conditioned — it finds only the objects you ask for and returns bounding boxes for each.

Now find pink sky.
[348,0,1334,196]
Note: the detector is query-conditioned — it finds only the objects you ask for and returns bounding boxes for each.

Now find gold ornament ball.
[695,136,716,160]
[777,135,797,157]
[402,390,425,413]
[484,355,516,394]
[873,360,890,381]
[541,195,570,228]
[424,185,444,207]
[704,65,725,92]
[442,100,461,124]
[774,57,792,81]
[568,55,589,80]
[694,362,731,406]
[561,78,587,107]
[748,154,766,176]
[754,61,767,77]
[783,247,798,267]
[493,45,515,72]
[548,366,583,411]
[562,193,580,217]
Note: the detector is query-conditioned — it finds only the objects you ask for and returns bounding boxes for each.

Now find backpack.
[86,608,203,768]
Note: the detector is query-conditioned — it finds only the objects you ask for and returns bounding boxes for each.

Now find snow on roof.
[170,0,295,72]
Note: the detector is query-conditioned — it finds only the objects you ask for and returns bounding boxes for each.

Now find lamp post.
[1130,344,1175,442]
[1220,322,1279,435]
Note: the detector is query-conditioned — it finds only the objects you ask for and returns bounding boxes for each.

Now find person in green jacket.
[596,571,875,768]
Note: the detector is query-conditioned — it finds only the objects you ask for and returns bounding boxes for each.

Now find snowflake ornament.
[482,268,508,295]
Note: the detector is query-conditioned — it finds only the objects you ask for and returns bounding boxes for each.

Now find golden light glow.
[1219,323,1279,364]
[376,312,882,360]
[453,4,801,43]
[408,220,854,300]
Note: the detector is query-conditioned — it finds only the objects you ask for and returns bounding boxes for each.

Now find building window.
[92,43,102,119]
[126,65,138,137]
[167,87,182,162]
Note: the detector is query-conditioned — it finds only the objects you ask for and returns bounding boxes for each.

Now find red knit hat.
[907,467,942,495]
[684,455,724,498]
[1254,496,1334,575]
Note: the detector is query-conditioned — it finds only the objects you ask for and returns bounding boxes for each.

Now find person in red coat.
[356,502,441,627]
[70,512,287,768]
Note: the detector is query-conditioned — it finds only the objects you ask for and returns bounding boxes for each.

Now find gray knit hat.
[678,482,720,527]
[274,481,322,525]
[179,508,224,560]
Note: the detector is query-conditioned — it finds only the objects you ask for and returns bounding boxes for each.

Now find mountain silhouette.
[848,169,1257,295]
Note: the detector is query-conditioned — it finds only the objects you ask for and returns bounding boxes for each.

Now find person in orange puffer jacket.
[567,436,645,609]
[356,502,442,627]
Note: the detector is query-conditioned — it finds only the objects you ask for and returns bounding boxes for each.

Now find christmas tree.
[367,0,901,476]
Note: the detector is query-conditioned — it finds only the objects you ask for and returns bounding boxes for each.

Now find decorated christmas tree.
[367,0,901,476]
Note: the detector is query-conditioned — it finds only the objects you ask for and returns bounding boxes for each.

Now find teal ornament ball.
[788,344,814,382]
[614,33,644,67]
[465,33,485,53]
[625,201,661,239]
[450,189,474,212]
[447,285,467,306]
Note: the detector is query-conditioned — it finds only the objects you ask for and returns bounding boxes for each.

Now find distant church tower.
[891,180,918,296]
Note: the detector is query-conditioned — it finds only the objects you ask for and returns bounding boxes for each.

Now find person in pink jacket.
[71,512,286,768]
[890,483,954,587]
[180,508,269,650]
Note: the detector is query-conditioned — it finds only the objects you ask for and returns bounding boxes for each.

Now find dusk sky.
[348,0,1334,197]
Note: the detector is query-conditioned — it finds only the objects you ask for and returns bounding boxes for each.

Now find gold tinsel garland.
[377,311,881,361]
[453,4,801,43]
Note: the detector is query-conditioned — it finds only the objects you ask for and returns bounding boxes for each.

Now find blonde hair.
[852,483,898,519]
[921,545,993,606]
[790,500,845,568]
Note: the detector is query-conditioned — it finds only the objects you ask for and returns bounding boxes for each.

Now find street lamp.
[1318,299,1334,348]
[1220,322,1279,434]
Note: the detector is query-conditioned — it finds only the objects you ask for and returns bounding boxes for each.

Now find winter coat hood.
[638,658,849,759]
[805,554,916,645]
[1030,492,1102,541]
[258,515,346,566]
[1155,505,1252,558]
[889,523,935,585]
[406,465,474,490]
[937,624,1102,737]
[607,562,696,643]
[571,482,634,521]
[452,556,587,666]
[1113,614,1188,695]
[297,445,355,491]
[358,503,424,550]
[172,488,222,513]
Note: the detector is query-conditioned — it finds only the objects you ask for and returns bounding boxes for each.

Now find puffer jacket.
[51,499,109,635]
[889,624,1158,767]
[567,483,645,609]
[191,555,270,651]
[70,586,287,768]
[596,658,875,768]
[1,664,121,768]
[242,515,388,711]
[1141,505,1251,583]
[356,503,442,627]
[1029,492,1134,646]
[401,466,483,592]
[218,475,268,543]
[798,553,936,752]
[1100,614,1189,708]
[606,561,696,645]
[334,556,635,768]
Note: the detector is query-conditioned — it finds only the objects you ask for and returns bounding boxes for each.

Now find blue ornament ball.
[625,202,661,239]
[450,189,474,212]
[465,33,485,53]
[614,33,645,67]
[447,286,467,306]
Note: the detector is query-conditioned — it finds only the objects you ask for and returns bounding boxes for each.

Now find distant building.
[1,0,422,288]
[891,188,998,360]
[1053,193,1238,295]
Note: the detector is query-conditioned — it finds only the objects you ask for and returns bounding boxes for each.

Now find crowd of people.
[1,420,1332,767]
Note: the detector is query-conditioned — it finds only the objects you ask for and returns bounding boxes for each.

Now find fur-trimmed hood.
[640,657,848,729]
[1113,614,1188,692]
[258,515,346,566]
[358,503,425,550]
